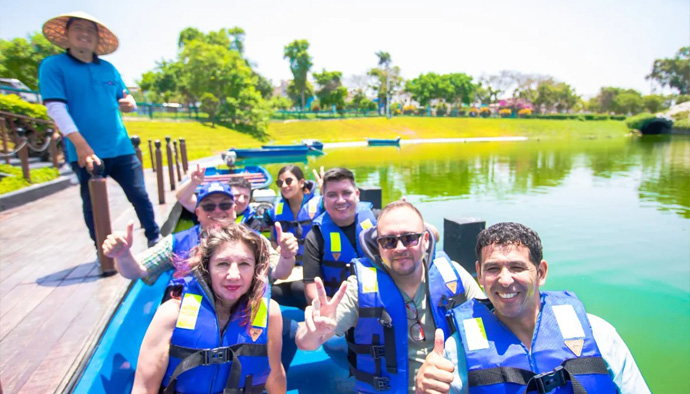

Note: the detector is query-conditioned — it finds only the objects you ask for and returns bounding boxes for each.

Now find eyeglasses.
[376,232,424,250]
[200,202,234,212]
[406,300,426,342]
[276,177,294,187]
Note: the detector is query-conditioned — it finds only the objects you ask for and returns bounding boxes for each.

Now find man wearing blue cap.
[103,181,298,284]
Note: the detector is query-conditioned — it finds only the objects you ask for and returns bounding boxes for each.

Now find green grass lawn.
[123,116,631,169]
[0,164,60,195]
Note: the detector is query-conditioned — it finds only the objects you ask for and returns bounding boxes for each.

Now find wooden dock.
[0,166,181,394]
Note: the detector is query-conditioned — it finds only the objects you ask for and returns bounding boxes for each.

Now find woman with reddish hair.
[132,224,285,394]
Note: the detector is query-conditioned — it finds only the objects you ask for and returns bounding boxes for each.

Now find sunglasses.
[200,202,234,212]
[376,232,424,250]
[406,301,426,342]
[276,177,295,187]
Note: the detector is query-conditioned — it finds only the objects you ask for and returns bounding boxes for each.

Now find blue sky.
[1,0,688,98]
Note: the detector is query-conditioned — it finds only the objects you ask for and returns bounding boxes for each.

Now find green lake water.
[260,135,690,393]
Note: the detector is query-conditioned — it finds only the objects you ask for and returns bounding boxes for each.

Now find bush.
[0,94,49,120]
[518,108,532,117]
[436,103,448,116]
[469,108,479,117]
[403,105,416,115]
[479,107,491,118]
[674,119,690,131]
[499,108,512,118]
[625,112,656,131]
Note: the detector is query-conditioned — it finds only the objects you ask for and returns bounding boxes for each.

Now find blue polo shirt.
[39,52,134,162]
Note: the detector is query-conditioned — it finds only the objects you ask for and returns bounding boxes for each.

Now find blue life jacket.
[312,202,376,296]
[448,291,617,394]
[272,191,323,263]
[172,224,201,261]
[347,247,467,393]
[161,275,271,394]
[237,205,261,232]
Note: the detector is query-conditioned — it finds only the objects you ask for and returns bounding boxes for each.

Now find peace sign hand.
[304,277,347,337]
[312,166,325,193]
[190,163,206,185]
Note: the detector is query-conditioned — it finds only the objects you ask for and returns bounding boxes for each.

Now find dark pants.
[71,154,159,248]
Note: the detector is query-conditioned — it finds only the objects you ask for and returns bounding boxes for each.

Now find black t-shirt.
[302,221,358,282]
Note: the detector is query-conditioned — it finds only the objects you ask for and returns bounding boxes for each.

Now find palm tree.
[376,51,392,118]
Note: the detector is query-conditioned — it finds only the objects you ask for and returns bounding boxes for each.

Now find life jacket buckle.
[532,366,566,393]
[204,347,230,365]
[373,376,391,391]
[370,345,385,359]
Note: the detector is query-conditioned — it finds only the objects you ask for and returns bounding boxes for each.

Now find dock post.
[131,135,143,166]
[148,139,155,172]
[165,136,176,191]
[0,118,9,164]
[173,140,182,181]
[179,138,188,172]
[88,162,116,275]
[358,186,382,209]
[17,136,31,183]
[443,217,485,276]
[49,128,59,168]
[155,140,165,204]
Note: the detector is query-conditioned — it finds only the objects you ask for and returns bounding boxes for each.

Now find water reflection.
[286,136,690,219]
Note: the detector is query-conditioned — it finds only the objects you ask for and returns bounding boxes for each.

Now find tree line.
[1,28,688,133]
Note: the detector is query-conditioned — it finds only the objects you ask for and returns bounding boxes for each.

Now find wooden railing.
[0,110,60,182]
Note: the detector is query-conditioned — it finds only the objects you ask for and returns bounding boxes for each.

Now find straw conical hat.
[42,11,119,56]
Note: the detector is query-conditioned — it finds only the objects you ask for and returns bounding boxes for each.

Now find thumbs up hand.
[414,328,455,394]
[275,222,298,259]
[118,89,136,112]
[103,220,135,258]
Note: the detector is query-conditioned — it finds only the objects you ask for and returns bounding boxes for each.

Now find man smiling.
[296,201,483,393]
[415,222,650,394]
[103,181,297,284]
[39,12,160,256]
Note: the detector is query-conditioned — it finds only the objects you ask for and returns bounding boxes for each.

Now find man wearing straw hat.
[39,11,161,256]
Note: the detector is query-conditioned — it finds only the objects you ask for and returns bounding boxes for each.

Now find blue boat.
[367,136,401,146]
[71,268,353,394]
[201,165,272,189]
[230,146,310,158]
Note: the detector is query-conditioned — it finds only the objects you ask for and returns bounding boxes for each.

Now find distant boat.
[229,146,310,158]
[367,136,401,146]
[640,117,674,135]
[262,140,324,152]
[201,165,272,189]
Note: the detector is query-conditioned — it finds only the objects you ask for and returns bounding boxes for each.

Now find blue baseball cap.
[196,181,234,207]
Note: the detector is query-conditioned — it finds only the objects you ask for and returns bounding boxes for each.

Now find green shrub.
[673,119,690,131]
[0,164,60,195]
[610,115,627,121]
[0,95,49,120]
[625,113,656,130]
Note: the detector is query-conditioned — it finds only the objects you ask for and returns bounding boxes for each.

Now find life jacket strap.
[164,343,267,394]
[350,368,391,391]
[468,356,608,394]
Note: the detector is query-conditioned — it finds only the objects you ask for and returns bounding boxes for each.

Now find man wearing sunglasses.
[415,222,649,394]
[102,181,298,285]
[175,164,262,232]
[296,200,484,393]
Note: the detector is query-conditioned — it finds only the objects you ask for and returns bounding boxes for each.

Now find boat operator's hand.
[103,221,135,258]
[275,222,298,259]
[415,328,455,394]
[118,89,137,113]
